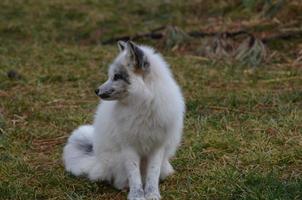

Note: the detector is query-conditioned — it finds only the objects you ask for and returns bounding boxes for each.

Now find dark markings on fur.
[114,65,131,84]
[143,60,150,69]
[117,40,126,51]
[128,42,146,69]
[77,142,93,155]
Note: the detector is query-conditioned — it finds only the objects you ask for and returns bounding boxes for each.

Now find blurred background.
[0,1,302,200]
[1,1,302,65]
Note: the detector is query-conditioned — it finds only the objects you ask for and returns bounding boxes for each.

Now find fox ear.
[126,41,149,71]
[117,40,126,52]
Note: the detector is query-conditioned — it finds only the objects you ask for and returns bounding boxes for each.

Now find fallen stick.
[101,26,302,45]
[101,25,251,44]
[262,30,302,43]
[102,26,166,44]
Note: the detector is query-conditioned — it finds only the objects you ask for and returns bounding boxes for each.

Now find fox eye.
[113,74,123,81]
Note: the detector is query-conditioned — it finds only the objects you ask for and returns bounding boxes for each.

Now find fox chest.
[115,110,168,154]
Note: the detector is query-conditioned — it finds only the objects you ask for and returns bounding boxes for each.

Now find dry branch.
[101,26,302,45]
[262,29,302,43]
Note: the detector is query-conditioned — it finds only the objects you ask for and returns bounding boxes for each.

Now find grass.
[0,0,302,199]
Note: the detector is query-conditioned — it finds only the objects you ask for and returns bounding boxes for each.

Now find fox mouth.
[95,88,114,100]
[97,93,114,100]
[95,86,128,101]
[98,93,111,99]
[96,92,118,101]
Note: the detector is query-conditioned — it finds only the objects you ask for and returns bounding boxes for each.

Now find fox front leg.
[144,148,164,200]
[124,149,145,200]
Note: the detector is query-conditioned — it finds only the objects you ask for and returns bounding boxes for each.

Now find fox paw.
[128,188,145,200]
[145,193,161,200]
[128,198,146,200]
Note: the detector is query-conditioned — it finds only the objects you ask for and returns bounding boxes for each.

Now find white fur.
[63,45,185,200]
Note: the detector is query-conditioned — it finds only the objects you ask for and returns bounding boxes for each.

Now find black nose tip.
[95,89,99,95]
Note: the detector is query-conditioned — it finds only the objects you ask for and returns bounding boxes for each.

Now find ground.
[0,1,302,199]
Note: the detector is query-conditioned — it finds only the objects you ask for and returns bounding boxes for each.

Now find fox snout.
[95,88,115,99]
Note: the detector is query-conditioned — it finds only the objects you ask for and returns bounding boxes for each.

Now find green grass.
[1,1,302,199]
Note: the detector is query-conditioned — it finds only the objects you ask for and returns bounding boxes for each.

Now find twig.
[188,30,250,38]
[262,30,302,43]
[102,26,166,44]
[101,26,250,45]
[101,25,302,45]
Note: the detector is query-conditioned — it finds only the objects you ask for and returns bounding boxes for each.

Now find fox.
[63,41,185,200]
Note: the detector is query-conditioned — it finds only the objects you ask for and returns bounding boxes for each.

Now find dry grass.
[0,1,302,199]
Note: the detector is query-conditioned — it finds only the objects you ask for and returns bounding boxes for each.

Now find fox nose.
[95,89,99,95]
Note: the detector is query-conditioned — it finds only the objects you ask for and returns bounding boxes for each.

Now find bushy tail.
[63,125,97,177]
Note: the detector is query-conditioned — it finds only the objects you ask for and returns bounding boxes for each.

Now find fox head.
[95,41,150,101]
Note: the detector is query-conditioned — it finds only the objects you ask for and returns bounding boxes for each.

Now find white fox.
[63,41,185,200]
